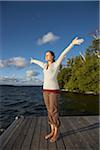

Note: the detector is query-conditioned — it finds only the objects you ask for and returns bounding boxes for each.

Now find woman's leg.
[44,123,55,139]
[48,93,61,142]
[43,91,55,139]
[49,93,61,128]
[50,126,60,142]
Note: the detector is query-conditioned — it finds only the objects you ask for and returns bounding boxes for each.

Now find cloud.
[0,60,5,68]
[0,75,19,84]
[0,69,41,85]
[26,70,39,78]
[37,32,60,45]
[0,57,28,68]
[9,57,27,68]
[21,77,43,85]
[26,70,40,82]
[0,73,42,86]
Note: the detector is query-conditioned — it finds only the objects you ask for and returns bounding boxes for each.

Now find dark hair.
[46,50,55,70]
[46,50,55,62]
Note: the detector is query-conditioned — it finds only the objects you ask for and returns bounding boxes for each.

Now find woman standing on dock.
[30,37,84,142]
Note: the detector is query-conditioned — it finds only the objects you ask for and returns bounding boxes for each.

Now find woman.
[30,37,84,142]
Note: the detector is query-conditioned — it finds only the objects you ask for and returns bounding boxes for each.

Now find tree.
[57,38,99,94]
[57,68,72,89]
[86,38,100,56]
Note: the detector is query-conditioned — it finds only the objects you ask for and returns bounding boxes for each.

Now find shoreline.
[61,89,99,95]
[0,85,99,95]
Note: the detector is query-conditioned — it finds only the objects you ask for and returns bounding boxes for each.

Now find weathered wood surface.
[0,116,99,150]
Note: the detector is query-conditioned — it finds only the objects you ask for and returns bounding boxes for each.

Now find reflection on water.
[59,91,99,116]
[0,85,99,130]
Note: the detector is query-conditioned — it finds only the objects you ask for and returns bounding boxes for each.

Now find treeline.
[57,38,100,94]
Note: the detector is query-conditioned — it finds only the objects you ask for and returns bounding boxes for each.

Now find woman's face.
[45,52,54,61]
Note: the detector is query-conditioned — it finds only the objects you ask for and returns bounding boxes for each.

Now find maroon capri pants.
[43,90,61,128]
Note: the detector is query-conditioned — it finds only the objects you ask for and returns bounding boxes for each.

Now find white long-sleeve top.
[32,42,74,90]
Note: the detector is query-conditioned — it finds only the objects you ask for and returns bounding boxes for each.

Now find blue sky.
[0,1,99,85]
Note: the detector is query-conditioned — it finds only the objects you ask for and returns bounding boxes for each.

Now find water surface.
[0,85,99,130]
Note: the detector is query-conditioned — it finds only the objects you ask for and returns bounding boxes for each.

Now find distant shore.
[0,85,99,95]
[0,84,42,87]
[61,89,99,95]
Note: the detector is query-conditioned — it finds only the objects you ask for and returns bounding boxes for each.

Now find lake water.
[0,85,99,131]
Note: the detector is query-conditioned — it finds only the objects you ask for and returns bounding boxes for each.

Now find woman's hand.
[30,57,34,64]
[72,37,84,45]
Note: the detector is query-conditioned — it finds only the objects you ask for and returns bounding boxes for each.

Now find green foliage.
[57,67,72,89]
[58,38,99,94]
[86,38,100,55]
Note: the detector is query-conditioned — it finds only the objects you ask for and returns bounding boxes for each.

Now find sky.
[0,1,99,85]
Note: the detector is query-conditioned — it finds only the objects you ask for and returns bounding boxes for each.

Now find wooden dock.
[0,116,99,150]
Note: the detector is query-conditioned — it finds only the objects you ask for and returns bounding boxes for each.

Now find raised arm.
[30,57,46,69]
[56,37,84,66]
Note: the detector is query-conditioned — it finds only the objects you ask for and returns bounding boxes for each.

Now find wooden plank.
[63,116,86,149]
[30,117,41,150]
[3,118,28,150]
[73,116,97,150]
[86,116,99,122]
[0,117,24,150]
[59,116,74,149]
[11,118,32,150]
[69,116,92,149]
[56,118,66,150]
[21,117,37,150]
[0,116,24,145]
[56,129,65,150]
[0,116,99,150]
[80,116,99,150]
[39,116,48,150]
[83,116,99,128]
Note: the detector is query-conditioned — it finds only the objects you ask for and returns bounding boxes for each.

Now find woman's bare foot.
[44,124,55,140]
[50,126,59,142]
